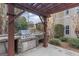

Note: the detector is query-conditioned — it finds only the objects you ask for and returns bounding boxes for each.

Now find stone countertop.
[0,35,38,43]
[31,32,44,40]
[0,32,44,43]
[0,36,20,43]
[31,32,44,36]
[20,36,38,42]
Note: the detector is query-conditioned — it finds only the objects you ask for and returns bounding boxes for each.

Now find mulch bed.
[59,42,79,53]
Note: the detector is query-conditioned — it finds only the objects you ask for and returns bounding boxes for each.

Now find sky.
[21,12,41,24]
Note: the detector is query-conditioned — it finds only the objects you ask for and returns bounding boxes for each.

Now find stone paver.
[17,44,79,56]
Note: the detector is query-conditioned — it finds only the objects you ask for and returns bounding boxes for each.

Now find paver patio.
[18,44,79,56]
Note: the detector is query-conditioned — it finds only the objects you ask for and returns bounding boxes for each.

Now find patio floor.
[17,44,79,56]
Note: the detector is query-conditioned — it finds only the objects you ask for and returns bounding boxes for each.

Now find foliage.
[49,39,61,46]
[54,24,64,38]
[36,23,44,31]
[28,21,34,28]
[15,16,28,31]
[59,37,69,42]
[68,38,79,48]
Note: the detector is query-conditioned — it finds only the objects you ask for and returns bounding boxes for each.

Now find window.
[65,10,69,15]
[65,25,69,34]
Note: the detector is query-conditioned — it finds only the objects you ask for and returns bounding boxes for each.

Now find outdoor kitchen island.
[0,35,20,55]
[0,35,38,55]
[18,35,38,54]
[0,31,44,56]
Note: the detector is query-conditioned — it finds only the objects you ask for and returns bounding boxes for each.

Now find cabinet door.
[0,43,6,54]
[22,40,36,52]
[22,42,28,51]
[28,40,36,49]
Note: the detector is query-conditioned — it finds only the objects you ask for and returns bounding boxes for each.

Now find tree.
[15,16,28,32]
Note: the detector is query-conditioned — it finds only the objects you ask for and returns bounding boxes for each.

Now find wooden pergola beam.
[14,3,48,17]
[13,3,79,17]
[32,3,42,8]
[43,4,61,13]
[47,3,79,14]
[43,16,48,47]
[39,4,53,11]
[39,16,44,24]
[7,4,15,56]
[7,10,25,25]
[15,10,25,19]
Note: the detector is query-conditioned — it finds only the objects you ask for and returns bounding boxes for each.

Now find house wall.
[53,11,64,25]
[50,6,79,38]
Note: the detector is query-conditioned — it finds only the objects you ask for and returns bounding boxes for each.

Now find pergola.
[7,3,79,56]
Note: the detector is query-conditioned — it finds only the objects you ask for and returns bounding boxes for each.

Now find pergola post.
[7,4,15,56]
[43,17,48,47]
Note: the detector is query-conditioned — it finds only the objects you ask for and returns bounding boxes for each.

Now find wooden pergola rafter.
[7,3,79,56]
[14,3,47,17]
[14,3,79,16]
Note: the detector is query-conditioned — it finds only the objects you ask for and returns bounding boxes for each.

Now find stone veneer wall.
[0,4,8,34]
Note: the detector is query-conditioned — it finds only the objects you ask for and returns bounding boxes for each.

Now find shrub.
[54,24,64,38]
[15,16,28,31]
[68,38,79,48]
[59,37,69,42]
[49,39,61,46]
